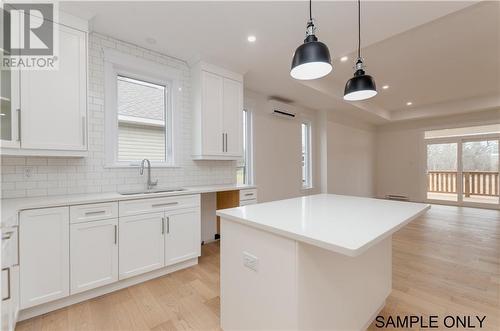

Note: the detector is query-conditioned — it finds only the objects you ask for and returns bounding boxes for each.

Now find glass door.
[426,141,459,202]
[0,52,20,148]
[461,138,499,206]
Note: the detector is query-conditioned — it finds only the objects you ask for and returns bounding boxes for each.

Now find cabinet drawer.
[239,189,257,201]
[70,202,118,223]
[119,194,201,217]
[239,199,257,206]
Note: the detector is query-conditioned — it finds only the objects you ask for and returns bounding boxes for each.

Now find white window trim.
[301,120,313,190]
[239,108,254,185]
[103,48,182,168]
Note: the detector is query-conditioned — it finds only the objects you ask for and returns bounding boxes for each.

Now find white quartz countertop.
[216,194,430,257]
[1,184,255,227]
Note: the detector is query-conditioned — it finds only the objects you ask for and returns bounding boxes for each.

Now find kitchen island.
[216,194,430,331]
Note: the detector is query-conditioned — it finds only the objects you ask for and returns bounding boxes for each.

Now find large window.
[301,121,312,189]
[104,49,180,167]
[237,109,252,185]
[117,76,168,162]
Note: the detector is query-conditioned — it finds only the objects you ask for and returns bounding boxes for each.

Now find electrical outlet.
[24,166,34,178]
[243,251,258,272]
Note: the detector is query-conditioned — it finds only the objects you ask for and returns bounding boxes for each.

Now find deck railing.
[427,171,499,197]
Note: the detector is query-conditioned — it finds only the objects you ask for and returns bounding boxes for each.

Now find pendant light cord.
[309,0,312,21]
[357,0,361,60]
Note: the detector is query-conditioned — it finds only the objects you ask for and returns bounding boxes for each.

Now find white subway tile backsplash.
[1,33,235,199]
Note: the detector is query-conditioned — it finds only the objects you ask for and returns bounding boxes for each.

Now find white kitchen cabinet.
[70,219,118,294]
[119,212,165,280]
[165,208,201,266]
[192,61,243,160]
[222,78,243,156]
[201,71,224,156]
[19,207,69,309]
[1,12,88,157]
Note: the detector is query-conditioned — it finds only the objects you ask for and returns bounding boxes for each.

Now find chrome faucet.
[140,159,158,190]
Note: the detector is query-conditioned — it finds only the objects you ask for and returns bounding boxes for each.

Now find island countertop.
[216,194,430,257]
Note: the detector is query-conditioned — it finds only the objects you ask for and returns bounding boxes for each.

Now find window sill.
[104,163,181,169]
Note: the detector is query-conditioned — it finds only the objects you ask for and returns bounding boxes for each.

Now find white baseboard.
[18,258,198,321]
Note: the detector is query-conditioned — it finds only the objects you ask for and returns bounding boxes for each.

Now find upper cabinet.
[0,12,88,157]
[191,62,243,160]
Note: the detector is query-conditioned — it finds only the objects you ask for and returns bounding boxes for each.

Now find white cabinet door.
[119,213,165,279]
[222,78,243,156]
[70,219,118,294]
[20,22,87,151]
[165,208,201,266]
[20,207,69,309]
[201,71,224,156]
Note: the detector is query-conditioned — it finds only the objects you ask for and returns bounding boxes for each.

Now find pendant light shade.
[343,60,377,101]
[343,0,377,101]
[290,0,332,80]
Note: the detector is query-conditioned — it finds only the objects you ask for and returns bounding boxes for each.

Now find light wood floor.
[17,205,500,331]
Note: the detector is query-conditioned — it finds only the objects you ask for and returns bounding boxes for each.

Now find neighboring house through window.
[117,76,168,162]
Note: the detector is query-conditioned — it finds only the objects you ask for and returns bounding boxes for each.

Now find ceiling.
[60,1,498,124]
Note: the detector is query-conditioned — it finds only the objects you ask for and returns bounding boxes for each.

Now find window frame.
[301,120,313,189]
[103,49,181,168]
[237,108,254,185]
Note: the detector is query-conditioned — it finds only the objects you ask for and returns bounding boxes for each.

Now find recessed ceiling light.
[340,56,349,62]
[406,101,413,106]
[247,35,256,43]
[382,85,389,89]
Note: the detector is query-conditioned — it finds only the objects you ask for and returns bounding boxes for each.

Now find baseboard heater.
[385,194,409,202]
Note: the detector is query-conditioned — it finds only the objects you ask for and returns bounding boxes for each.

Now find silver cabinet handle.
[225,133,228,152]
[84,210,106,216]
[2,267,11,301]
[114,225,117,244]
[167,216,170,234]
[222,133,225,152]
[2,231,14,241]
[244,193,253,196]
[152,202,178,208]
[82,116,86,146]
[17,108,21,142]
[161,217,165,235]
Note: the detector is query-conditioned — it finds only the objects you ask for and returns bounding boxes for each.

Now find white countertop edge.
[1,184,256,227]
[217,204,431,257]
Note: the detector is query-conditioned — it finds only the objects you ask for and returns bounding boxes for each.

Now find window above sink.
[103,48,182,168]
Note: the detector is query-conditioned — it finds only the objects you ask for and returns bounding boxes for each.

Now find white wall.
[326,121,376,197]
[1,33,235,198]
[244,90,321,203]
[375,108,500,202]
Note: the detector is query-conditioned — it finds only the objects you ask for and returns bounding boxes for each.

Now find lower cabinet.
[70,219,118,294]
[165,208,201,266]
[119,212,165,280]
[17,195,202,313]
[19,207,69,309]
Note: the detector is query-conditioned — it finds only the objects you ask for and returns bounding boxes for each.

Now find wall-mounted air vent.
[268,99,297,120]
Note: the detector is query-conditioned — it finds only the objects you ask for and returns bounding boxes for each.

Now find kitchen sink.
[118,187,186,195]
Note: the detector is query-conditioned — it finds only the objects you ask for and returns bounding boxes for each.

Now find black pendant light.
[290,0,332,80]
[343,0,377,101]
